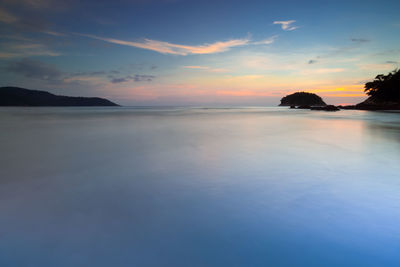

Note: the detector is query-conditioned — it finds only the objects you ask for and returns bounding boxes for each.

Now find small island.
[0,87,119,106]
[279,92,327,107]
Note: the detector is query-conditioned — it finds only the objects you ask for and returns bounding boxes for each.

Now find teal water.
[0,107,400,266]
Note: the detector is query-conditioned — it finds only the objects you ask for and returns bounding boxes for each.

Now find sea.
[0,107,399,266]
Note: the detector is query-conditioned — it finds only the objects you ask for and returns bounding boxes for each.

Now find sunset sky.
[0,0,399,105]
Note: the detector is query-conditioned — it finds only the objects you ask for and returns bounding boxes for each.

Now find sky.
[0,0,399,106]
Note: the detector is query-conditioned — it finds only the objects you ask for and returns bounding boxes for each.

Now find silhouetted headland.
[0,87,119,106]
[351,69,400,110]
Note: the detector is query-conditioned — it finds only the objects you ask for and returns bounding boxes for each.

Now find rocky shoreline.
[289,105,340,111]
[289,101,400,112]
[339,96,400,111]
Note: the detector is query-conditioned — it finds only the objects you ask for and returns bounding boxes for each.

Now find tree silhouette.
[364,69,400,101]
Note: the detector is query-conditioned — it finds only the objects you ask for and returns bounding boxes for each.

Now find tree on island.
[279,92,327,106]
[364,69,400,101]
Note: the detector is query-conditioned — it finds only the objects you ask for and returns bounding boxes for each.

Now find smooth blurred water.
[0,107,400,267]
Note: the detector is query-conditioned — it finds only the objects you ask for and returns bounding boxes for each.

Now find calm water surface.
[0,107,400,266]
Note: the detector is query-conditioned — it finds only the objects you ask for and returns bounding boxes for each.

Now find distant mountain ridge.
[0,87,119,106]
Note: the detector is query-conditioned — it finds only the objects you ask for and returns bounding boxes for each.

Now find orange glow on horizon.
[309,84,364,94]
[323,93,365,97]
[216,90,276,97]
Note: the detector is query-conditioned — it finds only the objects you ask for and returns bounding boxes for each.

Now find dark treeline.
[364,69,400,101]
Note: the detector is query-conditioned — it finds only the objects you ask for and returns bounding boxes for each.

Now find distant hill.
[279,92,326,106]
[0,87,119,106]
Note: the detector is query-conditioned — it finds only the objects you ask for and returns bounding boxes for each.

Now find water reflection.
[0,107,399,266]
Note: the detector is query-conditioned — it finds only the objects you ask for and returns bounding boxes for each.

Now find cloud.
[0,2,69,33]
[373,49,400,56]
[4,58,157,87]
[130,74,155,82]
[300,68,345,75]
[68,71,107,77]
[0,42,60,58]
[183,66,228,73]
[273,20,298,31]
[6,58,63,80]
[1,0,69,10]
[308,59,317,64]
[54,67,158,85]
[111,77,129,84]
[76,33,276,56]
[312,41,371,62]
[1,0,50,8]
[0,7,18,23]
[183,66,209,70]
[63,75,106,85]
[358,63,395,71]
[0,34,32,41]
[252,35,277,45]
[350,38,370,43]
[66,69,155,84]
[0,6,52,31]
[110,74,155,83]
[313,68,345,73]
[42,30,65,36]
[386,60,398,64]
[76,33,251,55]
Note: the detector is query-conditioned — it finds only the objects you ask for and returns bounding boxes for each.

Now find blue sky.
[0,0,399,105]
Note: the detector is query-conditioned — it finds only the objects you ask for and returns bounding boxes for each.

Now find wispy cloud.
[252,35,277,45]
[63,76,106,85]
[109,74,155,84]
[0,6,52,32]
[76,33,250,55]
[42,30,65,36]
[350,38,370,43]
[313,68,345,73]
[0,42,60,58]
[183,66,210,70]
[309,38,373,63]
[69,71,107,77]
[358,63,395,71]
[6,58,63,81]
[5,57,155,86]
[0,7,18,23]
[183,66,228,73]
[0,34,32,41]
[2,0,69,10]
[300,68,345,75]
[0,2,69,33]
[273,20,298,31]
